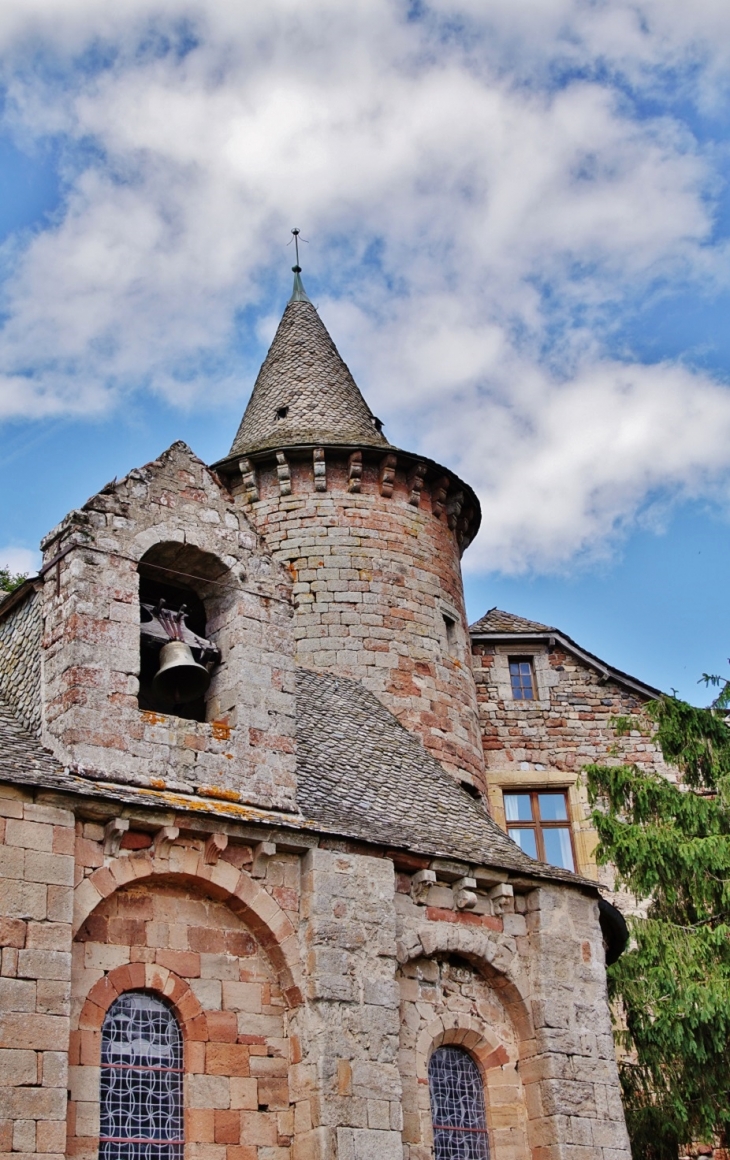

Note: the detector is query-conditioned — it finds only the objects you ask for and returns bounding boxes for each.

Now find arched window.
[99,992,183,1160]
[428,1045,490,1160]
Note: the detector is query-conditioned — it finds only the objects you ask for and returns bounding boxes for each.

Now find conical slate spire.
[229,274,391,458]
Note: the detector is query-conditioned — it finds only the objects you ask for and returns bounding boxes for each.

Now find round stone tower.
[215,271,485,791]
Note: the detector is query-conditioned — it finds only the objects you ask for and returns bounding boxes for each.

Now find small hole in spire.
[372,416,383,433]
[276,406,289,420]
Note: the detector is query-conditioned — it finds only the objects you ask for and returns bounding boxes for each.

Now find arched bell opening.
[137,542,228,722]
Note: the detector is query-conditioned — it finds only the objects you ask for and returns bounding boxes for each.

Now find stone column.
[293,849,403,1160]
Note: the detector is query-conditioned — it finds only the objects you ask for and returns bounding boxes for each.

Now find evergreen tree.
[0,567,27,594]
[587,686,730,1158]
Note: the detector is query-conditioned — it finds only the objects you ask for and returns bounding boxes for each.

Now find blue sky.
[2,0,730,703]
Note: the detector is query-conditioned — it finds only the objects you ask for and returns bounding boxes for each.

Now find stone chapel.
[0,267,666,1160]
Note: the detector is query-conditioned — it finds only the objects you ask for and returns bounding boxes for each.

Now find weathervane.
[288,227,308,273]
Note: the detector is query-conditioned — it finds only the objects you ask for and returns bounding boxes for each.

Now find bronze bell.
[152,640,210,705]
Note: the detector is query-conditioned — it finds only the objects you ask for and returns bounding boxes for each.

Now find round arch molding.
[73,847,303,1007]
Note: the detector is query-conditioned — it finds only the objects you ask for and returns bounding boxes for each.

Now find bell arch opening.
[137,542,229,721]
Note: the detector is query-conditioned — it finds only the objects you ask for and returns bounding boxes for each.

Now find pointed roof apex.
[288,269,310,304]
[228,284,391,459]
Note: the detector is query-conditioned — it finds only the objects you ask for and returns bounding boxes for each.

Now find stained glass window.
[428,1045,490,1160]
[99,992,183,1160]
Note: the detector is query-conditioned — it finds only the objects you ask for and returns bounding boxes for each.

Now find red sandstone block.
[0,1120,11,1152]
[78,1030,100,1066]
[214,1112,240,1145]
[206,1043,250,1076]
[257,1078,289,1110]
[425,907,503,932]
[206,1011,238,1043]
[75,837,103,868]
[238,1111,278,1147]
[0,919,26,949]
[187,1041,206,1073]
[189,927,226,954]
[225,1148,256,1160]
[186,1109,215,1143]
[269,887,298,914]
[87,974,120,1011]
[78,1001,105,1031]
[52,827,75,856]
[156,949,201,978]
[186,1014,209,1042]
[89,867,117,899]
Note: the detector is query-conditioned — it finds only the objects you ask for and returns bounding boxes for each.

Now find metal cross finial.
[288,227,308,273]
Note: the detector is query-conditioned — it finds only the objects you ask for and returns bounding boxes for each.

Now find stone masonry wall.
[472,642,670,775]
[238,453,485,790]
[0,784,75,1160]
[294,848,403,1160]
[70,880,291,1160]
[39,443,297,810]
[0,591,42,736]
[395,866,631,1159]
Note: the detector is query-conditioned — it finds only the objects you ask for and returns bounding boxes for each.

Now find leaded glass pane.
[100,992,183,1160]
[428,1045,490,1160]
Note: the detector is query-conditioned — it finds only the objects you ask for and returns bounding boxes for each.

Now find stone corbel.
[431,476,450,519]
[407,462,427,507]
[251,840,276,878]
[313,447,326,492]
[453,876,478,910]
[411,868,436,904]
[104,818,129,857]
[276,451,292,497]
[153,826,180,860]
[446,490,464,530]
[348,451,363,493]
[379,454,397,498]
[488,882,514,915]
[204,832,229,865]
[238,457,259,504]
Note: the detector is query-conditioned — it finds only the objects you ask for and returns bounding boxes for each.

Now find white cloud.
[0,546,39,577]
[0,0,729,569]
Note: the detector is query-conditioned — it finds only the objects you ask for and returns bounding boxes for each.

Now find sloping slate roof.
[0,701,60,784]
[295,667,576,878]
[469,608,551,634]
[0,681,581,885]
[229,296,391,457]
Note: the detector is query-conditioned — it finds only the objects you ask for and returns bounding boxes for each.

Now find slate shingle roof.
[0,676,582,885]
[469,608,551,634]
[229,292,391,458]
[294,667,569,875]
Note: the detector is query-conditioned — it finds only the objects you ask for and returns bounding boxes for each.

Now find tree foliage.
[587,690,730,1158]
[0,568,27,595]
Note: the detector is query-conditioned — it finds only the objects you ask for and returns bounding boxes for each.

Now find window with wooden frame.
[503,790,575,871]
[508,657,535,700]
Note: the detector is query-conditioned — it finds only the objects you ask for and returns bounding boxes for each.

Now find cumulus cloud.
[0,0,729,569]
[0,546,39,577]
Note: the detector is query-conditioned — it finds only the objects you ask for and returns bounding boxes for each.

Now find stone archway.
[73,845,303,1005]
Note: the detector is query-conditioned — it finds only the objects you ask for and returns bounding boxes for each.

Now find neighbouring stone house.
[0,269,638,1160]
